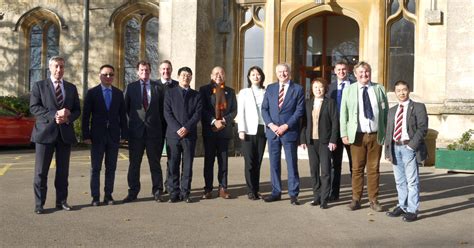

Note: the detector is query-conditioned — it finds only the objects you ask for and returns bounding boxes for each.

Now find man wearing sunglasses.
[82,64,128,206]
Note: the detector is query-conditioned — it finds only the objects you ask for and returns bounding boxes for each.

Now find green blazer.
[339,82,388,145]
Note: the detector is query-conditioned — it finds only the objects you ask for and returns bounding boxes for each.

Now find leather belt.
[394,140,410,145]
[357,132,377,135]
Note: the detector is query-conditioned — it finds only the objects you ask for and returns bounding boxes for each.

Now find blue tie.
[363,86,374,120]
[337,82,345,113]
[104,88,111,110]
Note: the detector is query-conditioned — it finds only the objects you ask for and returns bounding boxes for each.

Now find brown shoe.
[347,200,361,211]
[219,188,231,199]
[370,200,383,212]
[202,191,212,199]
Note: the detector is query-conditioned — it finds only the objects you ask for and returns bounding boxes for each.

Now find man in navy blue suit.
[82,64,128,206]
[261,63,305,205]
[163,67,202,203]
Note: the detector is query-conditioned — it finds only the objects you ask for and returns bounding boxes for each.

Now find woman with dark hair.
[237,66,266,200]
[300,78,339,209]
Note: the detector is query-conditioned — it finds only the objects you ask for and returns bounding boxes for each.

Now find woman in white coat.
[237,66,266,200]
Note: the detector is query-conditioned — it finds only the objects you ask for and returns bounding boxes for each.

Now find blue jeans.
[392,144,420,213]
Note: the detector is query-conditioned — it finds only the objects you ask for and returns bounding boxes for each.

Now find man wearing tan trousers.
[340,61,388,212]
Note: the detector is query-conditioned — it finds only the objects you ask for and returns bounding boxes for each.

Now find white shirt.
[394,99,411,142]
[50,77,65,100]
[357,82,379,133]
[251,85,265,125]
[140,80,151,104]
[337,80,350,90]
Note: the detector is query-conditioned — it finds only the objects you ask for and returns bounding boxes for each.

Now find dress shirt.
[395,99,411,142]
[141,80,151,105]
[337,80,351,90]
[357,82,379,133]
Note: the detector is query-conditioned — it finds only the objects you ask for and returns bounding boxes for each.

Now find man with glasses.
[82,64,128,206]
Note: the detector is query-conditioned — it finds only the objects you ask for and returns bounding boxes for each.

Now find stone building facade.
[0,0,473,146]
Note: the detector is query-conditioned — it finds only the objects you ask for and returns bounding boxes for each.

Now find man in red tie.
[385,80,428,222]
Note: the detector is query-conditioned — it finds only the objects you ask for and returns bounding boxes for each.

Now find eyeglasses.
[101,73,114,77]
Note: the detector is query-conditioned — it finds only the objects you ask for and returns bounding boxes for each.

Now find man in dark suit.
[123,60,166,203]
[157,60,178,194]
[326,60,354,201]
[199,66,237,199]
[82,64,128,206]
[261,63,305,205]
[164,67,202,203]
[29,56,81,214]
[385,80,428,222]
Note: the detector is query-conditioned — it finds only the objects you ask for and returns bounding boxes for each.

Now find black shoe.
[91,197,100,207]
[328,195,339,202]
[310,198,321,206]
[264,195,281,203]
[104,195,115,205]
[168,195,180,203]
[122,195,137,203]
[290,196,300,205]
[183,196,193,203]
[320,202,329,209]
[35,206,44,214]
[386,206,406,217]
[247,192,258,200]
[154,191,165,202]
[402,212,418,222]
[56,201,73,211]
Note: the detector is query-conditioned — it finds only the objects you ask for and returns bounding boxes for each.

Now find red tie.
[143,82,149,110]
[55,81,64,107]
[278,84,285,110]
[393,104,404,141]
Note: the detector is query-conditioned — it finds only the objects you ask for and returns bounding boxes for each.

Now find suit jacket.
[237,87,265,135]
[29,78,81,144]
[339,82,388,145]
[158,79,178,89]
[384,100,428,163]
[124,80,165,139]
[82,84,128,144]
[261,81,305,142]
[164,86,202,140]
[300,97,339,145]
[199,82,237,139]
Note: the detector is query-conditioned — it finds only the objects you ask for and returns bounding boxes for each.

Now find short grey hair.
[275,63,291,73]
[48,56,65,66]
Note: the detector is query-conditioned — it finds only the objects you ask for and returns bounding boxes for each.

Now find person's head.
[178,67,193,88]
[354,61,372,85]
[136,60,151,81]
[210,66,225,85]
[49,56,65,81]
[311,78,328,99]
[99,64,115,87]
[275,63,291,83]
[247,66,265,89]
[334,60,348,81]
[394,80,410,102]
[159,60,173,81]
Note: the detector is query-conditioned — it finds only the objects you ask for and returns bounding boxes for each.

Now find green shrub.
[447,129,474,151]
[0,95,31,116]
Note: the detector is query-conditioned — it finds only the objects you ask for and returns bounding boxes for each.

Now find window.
[386,0,417,90]
[237,4,265,90]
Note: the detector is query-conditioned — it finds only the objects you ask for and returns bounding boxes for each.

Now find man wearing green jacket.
[340,61,388,212]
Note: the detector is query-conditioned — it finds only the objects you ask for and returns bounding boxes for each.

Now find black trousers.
[127,136,164,197]
[307,139,331,203]
[329,137,352,199]
[241,125,266,194]
[90,134,119,199]
[203,136,230,191]
[33,138,71,208]
[167,138,196,198]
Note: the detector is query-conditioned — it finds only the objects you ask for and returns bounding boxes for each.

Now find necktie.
[362,86,374,120]
[182,89,187,98]
[55,81,64,107]
[337,82,345,112]
[393,104,404,141]
[104,88,111,110]
[278,84,285,110]
[143,82,149,110]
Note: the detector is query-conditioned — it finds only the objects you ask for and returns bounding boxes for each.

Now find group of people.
[30,56,428,223]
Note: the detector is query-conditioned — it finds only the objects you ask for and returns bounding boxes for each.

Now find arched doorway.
[292,13,359,98]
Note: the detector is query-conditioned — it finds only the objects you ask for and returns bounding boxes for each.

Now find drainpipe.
[82,0,90,98]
